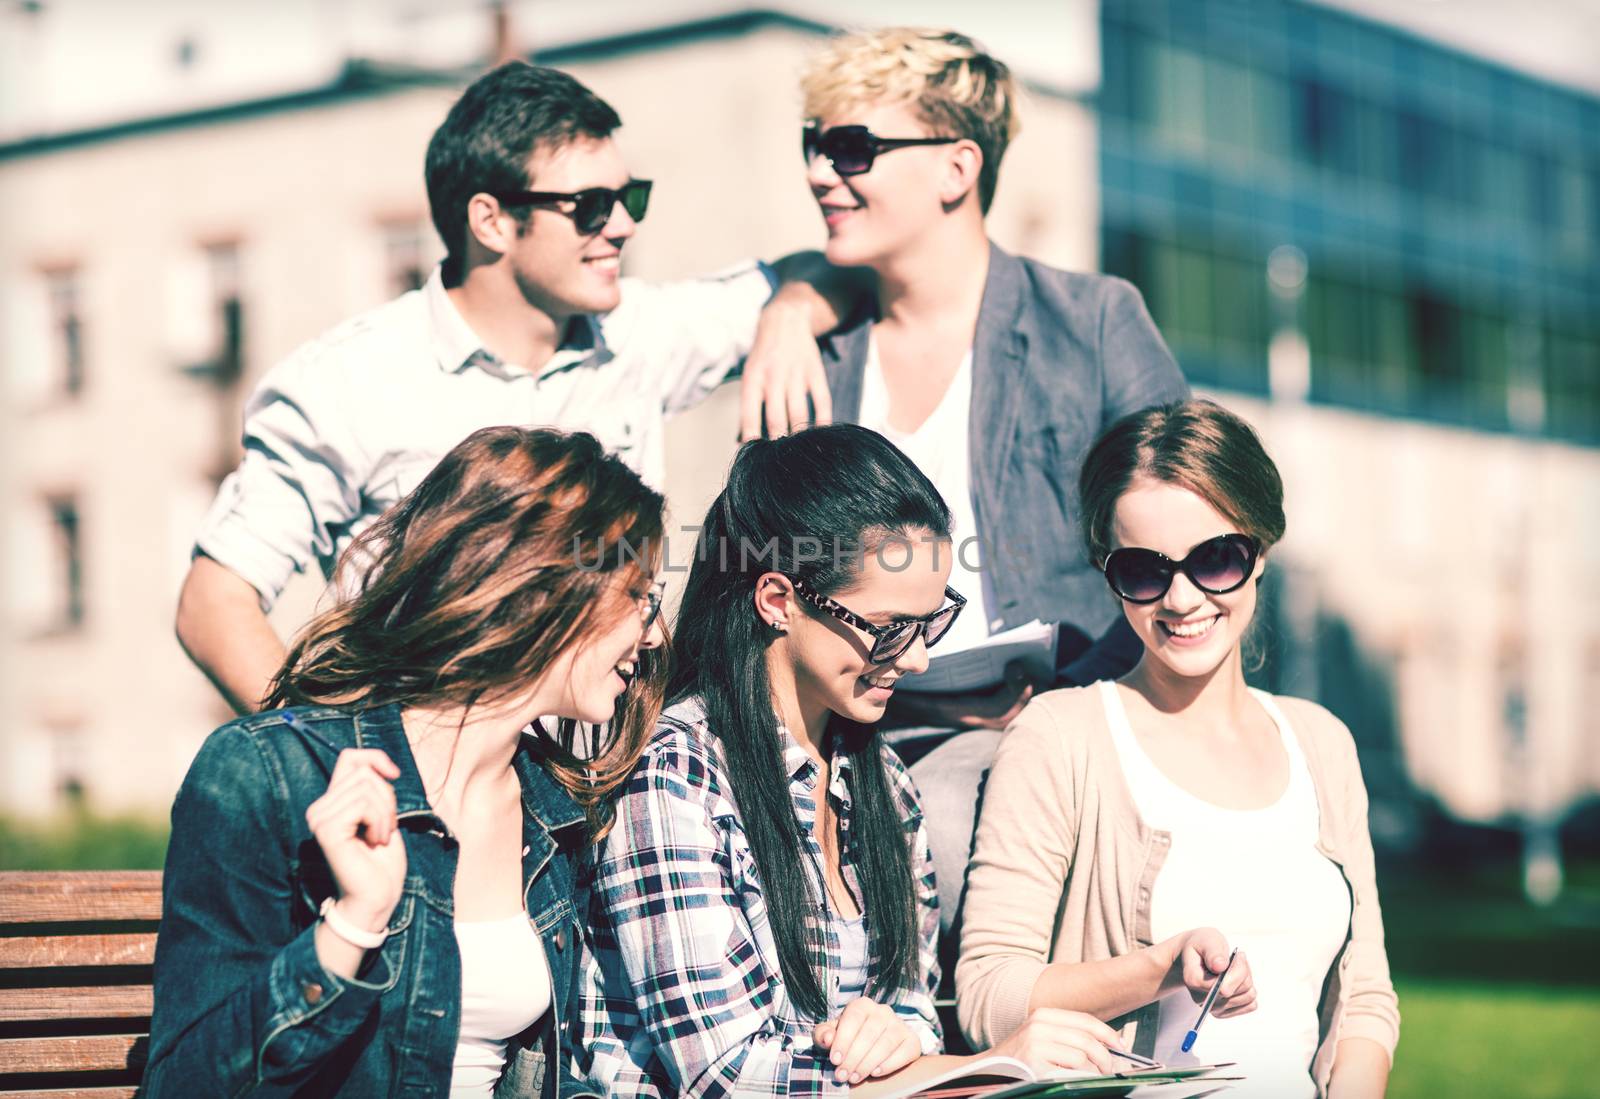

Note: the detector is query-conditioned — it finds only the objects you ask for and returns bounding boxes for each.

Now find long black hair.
[669,424,951,1020]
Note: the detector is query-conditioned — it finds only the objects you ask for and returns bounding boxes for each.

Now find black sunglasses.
[1101,534,1261,605]
[789,577,966,664]
[490,179,652,235]
[802,124,958,177]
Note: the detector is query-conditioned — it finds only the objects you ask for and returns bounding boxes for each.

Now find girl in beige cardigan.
[956,400,1398,1099]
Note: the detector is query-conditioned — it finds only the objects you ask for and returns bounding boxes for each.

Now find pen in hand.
[1108,1047,1161,1068]
[1181,947,1238,1054]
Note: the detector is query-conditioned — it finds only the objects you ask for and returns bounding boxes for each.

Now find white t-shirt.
[857,335,992,652]
[450,913,553,1098]
[1100,680,1351,1099]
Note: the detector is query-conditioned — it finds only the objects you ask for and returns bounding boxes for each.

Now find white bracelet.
[319,896,389,950]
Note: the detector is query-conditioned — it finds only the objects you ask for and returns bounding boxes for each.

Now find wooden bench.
[0,872,161,1098]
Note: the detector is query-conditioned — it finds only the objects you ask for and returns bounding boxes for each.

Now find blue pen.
[1181,947,1238,1054]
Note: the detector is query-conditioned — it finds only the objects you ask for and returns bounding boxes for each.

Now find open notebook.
[877,1055,1243,1099]
[896,619,1058,694]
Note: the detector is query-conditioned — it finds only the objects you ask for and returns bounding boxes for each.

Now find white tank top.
[449,912,553,1098]
[858,335,993,651]
[1100,680,1350,1099]
[830,914,872,1015]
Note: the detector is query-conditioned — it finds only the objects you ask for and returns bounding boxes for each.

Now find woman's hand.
[305,749,408,934]
[887,662,1042,732]
[1173,928,1256,1018]
[812,998,922,1085]
[990,1008,1121,1074]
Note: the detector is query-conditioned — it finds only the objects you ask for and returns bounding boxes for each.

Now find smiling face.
[525,575,664,725]
[503,135,637,319]
[1110,479,1266,683]
[806,100,961,270]
[768,531,954,727]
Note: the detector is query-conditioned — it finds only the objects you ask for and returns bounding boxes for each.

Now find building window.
[207,242,244,386]
[1410,291,1463,386]
[45,267,85,396]
[49,496,84,629]
[14,494,87,635]
[7,493,87,635]
[175,242,245,385]
[381,218,429,298]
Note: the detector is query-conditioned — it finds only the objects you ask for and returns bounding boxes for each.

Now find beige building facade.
[1,11,1594,836]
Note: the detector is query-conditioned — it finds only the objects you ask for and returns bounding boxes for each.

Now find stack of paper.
[878,1055,1243,1099]
[897,619,1058,694]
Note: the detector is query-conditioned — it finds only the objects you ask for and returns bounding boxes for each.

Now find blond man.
[798,28,1188,937]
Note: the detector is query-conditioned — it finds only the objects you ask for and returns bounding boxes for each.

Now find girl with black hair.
[578,425,1119,1097]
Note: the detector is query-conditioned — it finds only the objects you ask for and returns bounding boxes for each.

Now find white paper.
[896,619,1058,694]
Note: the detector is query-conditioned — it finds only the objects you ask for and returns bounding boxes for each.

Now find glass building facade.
[1099,0,1600,442]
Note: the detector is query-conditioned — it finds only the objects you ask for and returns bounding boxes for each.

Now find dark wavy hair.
[264,426,665,836]
[426,62,621,283]
[670,424,951,1020]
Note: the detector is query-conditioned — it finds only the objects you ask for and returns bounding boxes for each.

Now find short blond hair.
[800,27,1020,213]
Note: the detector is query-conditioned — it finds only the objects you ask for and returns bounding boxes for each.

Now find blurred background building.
[3,0,1595,839]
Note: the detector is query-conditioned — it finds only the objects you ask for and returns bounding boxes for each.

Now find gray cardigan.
[818,242,1188,685]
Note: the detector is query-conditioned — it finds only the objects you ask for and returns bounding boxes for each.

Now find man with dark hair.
[176,61,838,714]
[425,63,627,287]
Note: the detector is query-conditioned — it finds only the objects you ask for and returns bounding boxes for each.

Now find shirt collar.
[353,703,434,817]
[352,703,585,835]
[778,720,859,809]
[424,267,490,375]
[424,265,611,379]
[511,733,588,835]
[779,724,817,783]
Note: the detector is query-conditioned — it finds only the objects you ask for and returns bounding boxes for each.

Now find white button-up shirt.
[196,262,774,609]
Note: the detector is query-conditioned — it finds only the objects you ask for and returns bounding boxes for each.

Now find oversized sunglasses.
[790,577,966,664]
[490,179,652,235]
[801,124,958,177]
[1101,534,1260,605]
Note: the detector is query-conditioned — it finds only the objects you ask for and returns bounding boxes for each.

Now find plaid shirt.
[577,698,942,1097]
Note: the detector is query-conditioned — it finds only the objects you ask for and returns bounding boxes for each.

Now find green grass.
[0,806,169,870]
[1388,980,1600,1099]
[1378,856,1600,1097]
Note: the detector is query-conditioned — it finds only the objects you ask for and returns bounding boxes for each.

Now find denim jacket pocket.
[498,1042,548,1099]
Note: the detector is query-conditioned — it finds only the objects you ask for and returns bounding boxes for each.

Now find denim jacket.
[145,704,601,1099]
[820,242,1189,686]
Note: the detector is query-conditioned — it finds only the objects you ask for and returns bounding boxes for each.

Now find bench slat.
[0,986,153,1023]
[0,873,162,925]
[0,934,155,971]
[0,1033,145,1074]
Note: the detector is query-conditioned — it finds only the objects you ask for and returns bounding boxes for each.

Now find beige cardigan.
[955,684,1400,1096]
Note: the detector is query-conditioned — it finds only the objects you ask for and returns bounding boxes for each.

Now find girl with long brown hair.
[146,426,666,1099]
[959,401,1398,1098]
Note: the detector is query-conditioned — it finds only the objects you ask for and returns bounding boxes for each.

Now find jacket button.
[303,982,323,1005]
[553,929,566,952]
